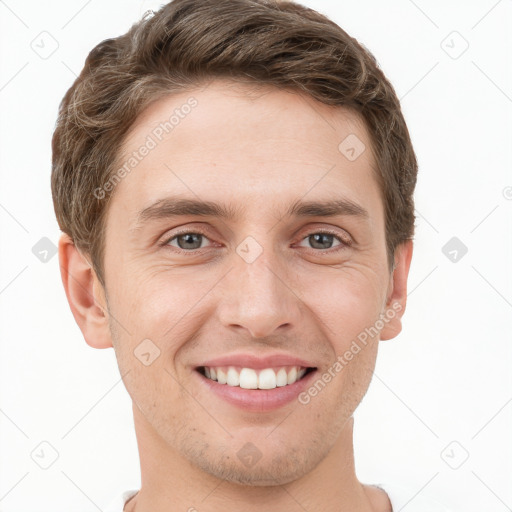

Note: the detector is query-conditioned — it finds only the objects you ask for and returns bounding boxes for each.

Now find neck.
[125,403,385,512]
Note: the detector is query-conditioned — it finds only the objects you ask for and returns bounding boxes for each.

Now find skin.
[59,79,413,512]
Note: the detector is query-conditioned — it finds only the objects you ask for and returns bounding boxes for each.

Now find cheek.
[110,263,207,330]
[107,277,194,420]
[107,264,220,385]
[298,266,386,348]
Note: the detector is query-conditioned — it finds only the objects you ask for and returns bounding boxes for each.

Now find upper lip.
[196,352,318,370]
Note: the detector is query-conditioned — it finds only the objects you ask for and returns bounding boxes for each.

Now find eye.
[297,231,350,251]
[164,231,212,251]
[159,228,352,254]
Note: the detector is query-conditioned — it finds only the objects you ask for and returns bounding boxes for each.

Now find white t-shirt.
[104,484,453,511]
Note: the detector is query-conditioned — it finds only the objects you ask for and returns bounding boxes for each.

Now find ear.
[380,240,413,341]
[58,233,113,349]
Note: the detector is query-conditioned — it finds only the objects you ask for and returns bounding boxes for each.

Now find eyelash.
[159,228,352,254]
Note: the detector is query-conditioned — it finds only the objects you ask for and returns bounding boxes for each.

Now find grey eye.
[300,233,342,250]
[169,233,207,250]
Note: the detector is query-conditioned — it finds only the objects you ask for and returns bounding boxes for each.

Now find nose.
[215,242,302,339]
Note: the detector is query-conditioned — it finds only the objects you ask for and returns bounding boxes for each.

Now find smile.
[197,365,316,389]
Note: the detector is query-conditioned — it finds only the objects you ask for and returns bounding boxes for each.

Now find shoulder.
[373,483,453,512]
[104,489,139,512]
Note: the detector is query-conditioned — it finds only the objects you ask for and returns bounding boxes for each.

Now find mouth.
[195,365,317,390]
[193,353,319,411]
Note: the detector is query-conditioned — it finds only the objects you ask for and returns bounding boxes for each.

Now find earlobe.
[58,233,113,349]
[380,240,413,341]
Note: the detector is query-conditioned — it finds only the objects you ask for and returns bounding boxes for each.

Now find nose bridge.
[216,235,301,338]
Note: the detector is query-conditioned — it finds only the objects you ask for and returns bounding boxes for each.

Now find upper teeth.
[202,366,309,389]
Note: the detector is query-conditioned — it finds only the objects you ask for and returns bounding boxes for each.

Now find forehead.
[109,79,380,222]
[120,79,373,159]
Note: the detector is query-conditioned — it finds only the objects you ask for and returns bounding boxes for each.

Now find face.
[64,79,411,487]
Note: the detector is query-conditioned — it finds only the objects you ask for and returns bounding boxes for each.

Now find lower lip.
[195,369,318,412]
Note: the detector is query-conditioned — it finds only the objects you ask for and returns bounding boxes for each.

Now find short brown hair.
[51,0,417,288]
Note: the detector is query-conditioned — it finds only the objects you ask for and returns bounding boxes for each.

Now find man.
[51,0,450,510]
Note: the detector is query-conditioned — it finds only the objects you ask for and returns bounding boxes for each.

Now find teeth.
[201,365,311,389]
[240,368,258,389]
[217,368,227,384]
[287,367,297,385]
[276,368,288,387]
[258,368,276,389]
[226,367,240,386]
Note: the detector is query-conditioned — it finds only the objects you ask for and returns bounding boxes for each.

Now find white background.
[0,0,511,510]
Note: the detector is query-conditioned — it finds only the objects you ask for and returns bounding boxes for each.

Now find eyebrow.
[131,196,369,232]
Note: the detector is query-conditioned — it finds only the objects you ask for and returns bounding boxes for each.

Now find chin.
[202,458,308,487]
[182,439,324,487]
